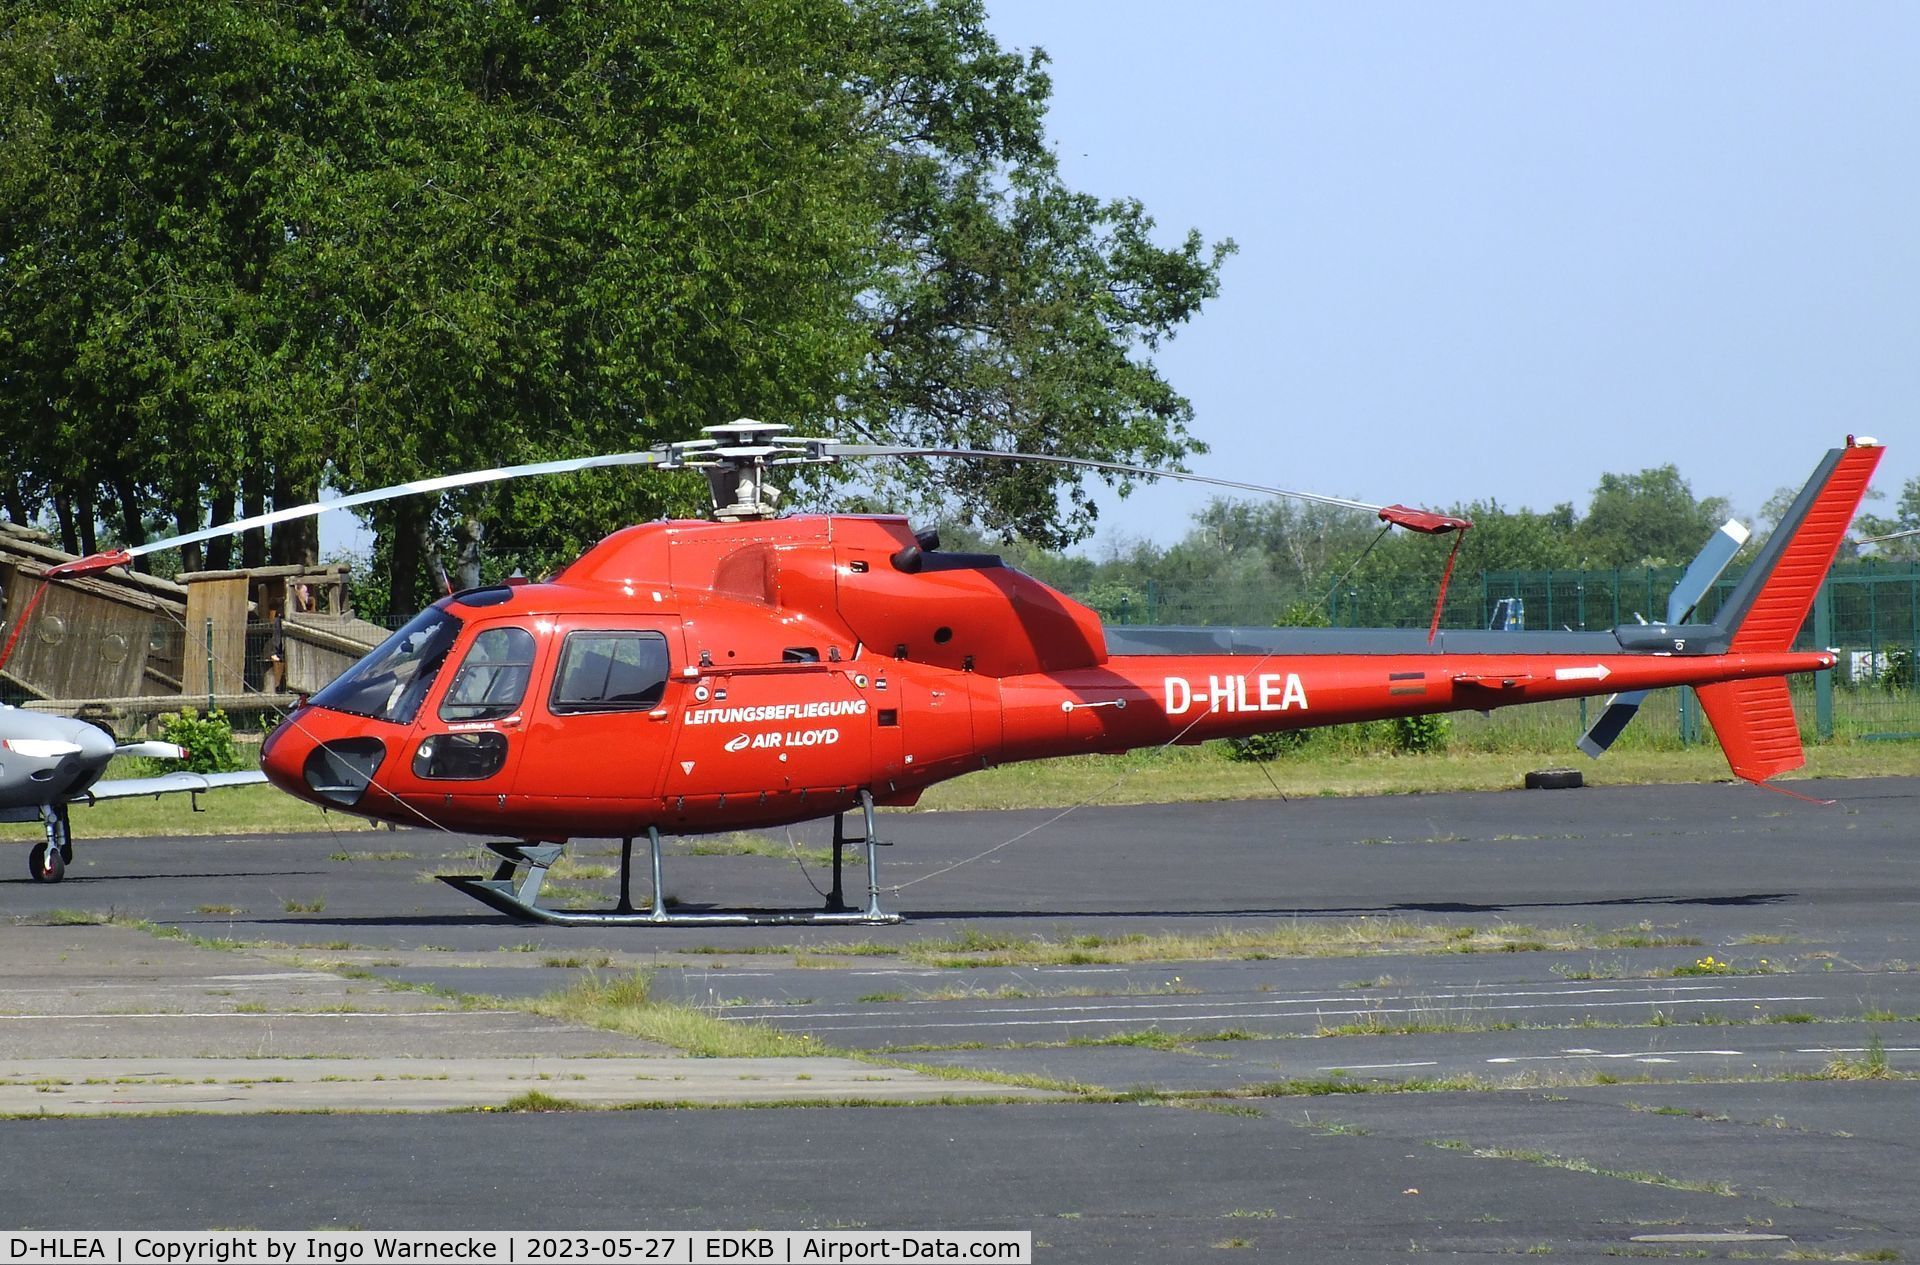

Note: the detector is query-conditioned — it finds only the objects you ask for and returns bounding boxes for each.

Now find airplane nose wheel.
[28,841,65,882]
[30,806,71,882]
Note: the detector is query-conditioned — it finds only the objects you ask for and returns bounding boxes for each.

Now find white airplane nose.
[66,721,116,764]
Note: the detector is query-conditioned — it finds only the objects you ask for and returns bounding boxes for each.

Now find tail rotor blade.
[1666,519,1750,625]
[1577,691,1647,758]
[1578,518,1751,759]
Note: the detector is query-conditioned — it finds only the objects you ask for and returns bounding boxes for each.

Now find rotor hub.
[662,419,834,520]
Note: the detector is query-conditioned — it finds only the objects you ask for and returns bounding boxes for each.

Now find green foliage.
[1887,648,1914,693]
[1392,713,1451,754]
[1853,474,1919,563]
[156,707,243,774]
[1225,730,1300,763]
[0,0,1230,611]
[1576,465,1730,568]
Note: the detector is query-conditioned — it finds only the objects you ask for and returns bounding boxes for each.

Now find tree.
[1576,466,1731,568]
[0,0,1233,618]
[1853,476,1918,563]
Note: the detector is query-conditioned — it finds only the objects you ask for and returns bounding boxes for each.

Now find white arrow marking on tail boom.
[1555,664,1612,683]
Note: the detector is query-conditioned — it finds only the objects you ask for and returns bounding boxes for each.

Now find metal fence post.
[1815,579,1834,742]
[204,617,215,714]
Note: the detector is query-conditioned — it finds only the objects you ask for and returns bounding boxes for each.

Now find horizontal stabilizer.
[1694,678,1804,783]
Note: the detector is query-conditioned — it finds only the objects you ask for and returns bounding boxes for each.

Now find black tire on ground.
[1524,768,1585,790]
[27,841,65,882]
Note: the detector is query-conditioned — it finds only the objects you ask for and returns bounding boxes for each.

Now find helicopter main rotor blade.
[822,443,1381,511]
[49,450,674,577]
[819,443,1470,532]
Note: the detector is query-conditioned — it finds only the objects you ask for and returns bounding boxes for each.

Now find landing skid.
[439,790,905,926]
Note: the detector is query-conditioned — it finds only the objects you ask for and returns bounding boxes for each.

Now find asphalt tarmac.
[1,776,1918,1260]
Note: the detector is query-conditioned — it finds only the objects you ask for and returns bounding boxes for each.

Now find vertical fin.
[1717,440,1883,651]
[1693,678,1804,783]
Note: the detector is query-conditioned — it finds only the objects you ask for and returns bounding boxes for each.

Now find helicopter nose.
[260,710,315,797]
[262,708,387,809]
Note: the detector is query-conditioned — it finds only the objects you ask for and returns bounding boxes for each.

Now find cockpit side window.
[310,605,464,726]
[550,631,670,714]
[439,627,537,722]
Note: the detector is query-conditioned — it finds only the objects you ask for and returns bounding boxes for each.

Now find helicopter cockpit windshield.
[310,605,465,725]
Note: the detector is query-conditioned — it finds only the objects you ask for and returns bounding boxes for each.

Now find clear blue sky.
[984,1,1920,549]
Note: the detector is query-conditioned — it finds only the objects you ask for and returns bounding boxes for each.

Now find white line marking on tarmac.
[1798,1046,1920,1054]
[1485,1050,1743,1063]
[728,981,1769,1022]
[1315,1060,1440,1071]
[778,994,1823,1034]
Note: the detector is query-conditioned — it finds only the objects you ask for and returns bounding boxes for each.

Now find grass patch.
[685,832,833,867]
[1314,1014,1517,1038]
[499,1090,577,1113]
[282,898,326,914]
[328,850,416,863]
[549,855,616,881]
[728,919,1703,969]
[1665,953,1780,977]
[1432,1141,1736,1195]
[1820,1035,1896,1081]
[1233,1074,1493,1097]
[907,743,1920,813]
[521,970,830,1058]
[41,909,110,926]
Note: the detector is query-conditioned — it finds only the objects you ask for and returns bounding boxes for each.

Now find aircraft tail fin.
[1713,438,1883,651]
[1692,437,1882,784]
[1694,677,1804,783]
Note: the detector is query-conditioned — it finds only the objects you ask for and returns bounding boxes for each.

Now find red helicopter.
[49,424,1883,925]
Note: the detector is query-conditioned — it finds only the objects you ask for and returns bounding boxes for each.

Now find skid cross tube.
[439,792,904,926]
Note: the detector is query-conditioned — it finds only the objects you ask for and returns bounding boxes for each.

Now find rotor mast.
[672,419,831,521]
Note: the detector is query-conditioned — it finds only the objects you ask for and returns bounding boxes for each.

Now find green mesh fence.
[1072,562,1920,748]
